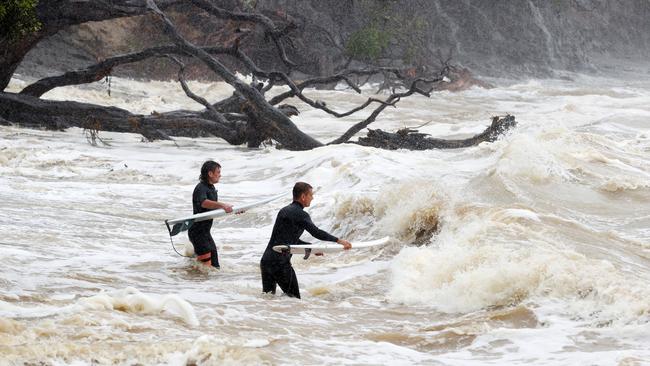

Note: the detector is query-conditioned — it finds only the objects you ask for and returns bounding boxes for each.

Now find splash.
[389,206,650,325]
[79,287,199,326]
[169,335,268,366]
[333,180,445,243]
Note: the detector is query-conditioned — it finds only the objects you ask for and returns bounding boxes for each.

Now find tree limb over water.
[0,0,509,151]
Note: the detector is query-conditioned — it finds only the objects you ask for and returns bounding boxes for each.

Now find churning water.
[1,72,649,365]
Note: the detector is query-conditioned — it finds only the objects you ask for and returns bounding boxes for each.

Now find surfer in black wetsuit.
[188,160,234,268]
[260,182,352,299]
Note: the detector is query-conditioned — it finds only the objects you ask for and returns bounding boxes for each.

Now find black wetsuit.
[188,181,220,268]
[260,201,339,298]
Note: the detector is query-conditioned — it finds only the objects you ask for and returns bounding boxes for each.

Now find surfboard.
[272,236,390,255]
[165,192,286,237]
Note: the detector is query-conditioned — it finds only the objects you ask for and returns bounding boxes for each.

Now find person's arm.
[302,215,351,249]
[201,199,233,213]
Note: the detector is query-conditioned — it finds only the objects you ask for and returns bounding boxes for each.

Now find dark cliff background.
[15,0,650,80]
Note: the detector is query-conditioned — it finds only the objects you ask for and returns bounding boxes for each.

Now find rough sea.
[1,72,649,365]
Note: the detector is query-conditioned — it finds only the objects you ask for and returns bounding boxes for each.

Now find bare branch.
[166,55,238,133]
[267,68,402,105]
[270,72,399,118]
[328,77,443,145]
[19,46,176,97]
[19,44,235,97]
[188,0,298,67]
[303,23,345,52]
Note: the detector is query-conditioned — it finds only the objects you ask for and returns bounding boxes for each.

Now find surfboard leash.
[168,234,192,257]
[165,220,192,258]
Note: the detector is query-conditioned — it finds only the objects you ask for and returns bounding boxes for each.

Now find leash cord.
[169,234,192,258]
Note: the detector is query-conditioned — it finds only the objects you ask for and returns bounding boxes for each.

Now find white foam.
[0,287,198,326]
[389,205,650,325]
[79,287,199,326]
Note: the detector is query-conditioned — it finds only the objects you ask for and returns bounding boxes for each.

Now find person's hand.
[223,204,233,213]
[338,239,352,250]
[315,252,324,256]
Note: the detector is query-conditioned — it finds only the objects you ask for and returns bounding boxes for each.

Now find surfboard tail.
[165,219,193,237]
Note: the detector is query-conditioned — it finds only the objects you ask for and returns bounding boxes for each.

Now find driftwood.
[357,115,517,150]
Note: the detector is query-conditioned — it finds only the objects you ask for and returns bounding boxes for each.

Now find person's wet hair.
[293,182,312,200]
[199,160,221,183]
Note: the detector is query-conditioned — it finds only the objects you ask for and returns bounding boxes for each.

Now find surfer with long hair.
[189,160,234,268]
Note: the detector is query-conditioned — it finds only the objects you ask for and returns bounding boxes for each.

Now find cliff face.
[415,0,650,75]
[16,0,650,80]
[272,0,650,76]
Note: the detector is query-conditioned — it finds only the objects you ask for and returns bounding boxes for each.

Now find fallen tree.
[0,0,512,151]
[357,115,517,150]
[0,91,246,143]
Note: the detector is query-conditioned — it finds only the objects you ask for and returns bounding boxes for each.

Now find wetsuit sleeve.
[297,239,310,245]
[301,214,338,242]
[194,185,209,207]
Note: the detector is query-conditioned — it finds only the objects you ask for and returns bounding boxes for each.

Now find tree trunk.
[0,0,182,91]
[0,34,48,91]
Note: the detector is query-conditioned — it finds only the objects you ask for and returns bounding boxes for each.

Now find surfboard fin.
[166,219,194,237]
[303,248,312,260]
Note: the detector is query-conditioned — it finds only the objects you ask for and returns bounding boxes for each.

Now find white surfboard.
[165,192,286,237]
[272,236,390,255]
